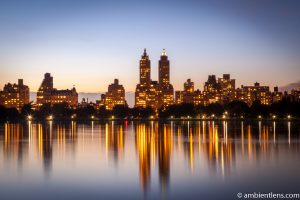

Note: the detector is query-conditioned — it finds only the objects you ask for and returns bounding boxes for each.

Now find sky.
[1,0,300,95]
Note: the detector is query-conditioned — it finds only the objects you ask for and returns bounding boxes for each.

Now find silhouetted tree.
[249,100,269,118]
[131,106,155,118]
[5,107,19,121]
[76,105,96,119]
[159,103,195,118]
[112,105,129,119]
[225,101,249,117]
[52,103,72,119]
[204,103,224,116]
[21,103,34,118]
[35,103,52,119]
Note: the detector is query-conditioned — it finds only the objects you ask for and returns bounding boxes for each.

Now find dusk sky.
[1,0,300,93]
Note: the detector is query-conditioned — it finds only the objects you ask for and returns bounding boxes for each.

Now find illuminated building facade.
[235,82,272,105]
[203,75,221,104]
[218,74,235,103]
[98,79,126,110]
[37,73,78,107]
[158,49,174,108]
[135,49,174,110]
[272,86,283,103]
[0,79,29,111]
[174,74,273,106]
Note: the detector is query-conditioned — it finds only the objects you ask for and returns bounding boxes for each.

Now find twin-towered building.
[135,49,174,110]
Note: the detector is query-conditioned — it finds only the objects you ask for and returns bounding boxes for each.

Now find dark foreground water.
[0,120,300,200]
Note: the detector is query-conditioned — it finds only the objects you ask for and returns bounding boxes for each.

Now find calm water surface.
[0,121,300,200]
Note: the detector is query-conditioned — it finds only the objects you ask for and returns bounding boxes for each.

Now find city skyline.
[1,0,300,93]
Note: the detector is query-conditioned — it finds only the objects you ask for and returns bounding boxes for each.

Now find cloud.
[279,81,300,92]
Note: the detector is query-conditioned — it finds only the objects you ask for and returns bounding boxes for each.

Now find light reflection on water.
[0,121,300,200]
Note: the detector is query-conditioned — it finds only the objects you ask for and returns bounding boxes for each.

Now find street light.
[48,115,53,120]
[27,115,32,120]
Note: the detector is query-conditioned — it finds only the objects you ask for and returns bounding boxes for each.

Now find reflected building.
[158,123,172,193]
[38,123,53,176]
[0,79,29,111]
[105,122,125,164]
[3,123,27,166]
[135,122,172,195]
[135,123,153,192]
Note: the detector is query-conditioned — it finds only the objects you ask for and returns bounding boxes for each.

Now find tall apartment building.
[37,73,78,107]
[98,79,126,110]
[0,79,29,111]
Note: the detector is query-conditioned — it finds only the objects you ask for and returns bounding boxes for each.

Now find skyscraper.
[159,49,170,85]
[140,49,151,85]
[158,49,174,108]
[135,49,153,108]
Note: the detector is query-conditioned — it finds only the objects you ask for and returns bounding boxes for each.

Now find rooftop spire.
[162,48,167,56]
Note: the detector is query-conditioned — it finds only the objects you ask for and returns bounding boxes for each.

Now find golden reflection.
[135,122,172,194]
[158,123,172,194]
[4,123,23,161]
[105,122,125,163]
[198,121,234,177]
[261,123,269,154]
[288,122,291,146]
[241,121,244,155]
[273,121,276,144]
[247,125,253,160]
[0,121,298,195]
[135,123,152,192]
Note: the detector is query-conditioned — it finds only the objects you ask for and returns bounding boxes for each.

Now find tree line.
[0,99,299,122]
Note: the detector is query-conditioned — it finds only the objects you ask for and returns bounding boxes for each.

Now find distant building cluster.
[0,49,300,112]
[175,74,278,106]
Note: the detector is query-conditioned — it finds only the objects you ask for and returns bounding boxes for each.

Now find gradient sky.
[1,0,300,93]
